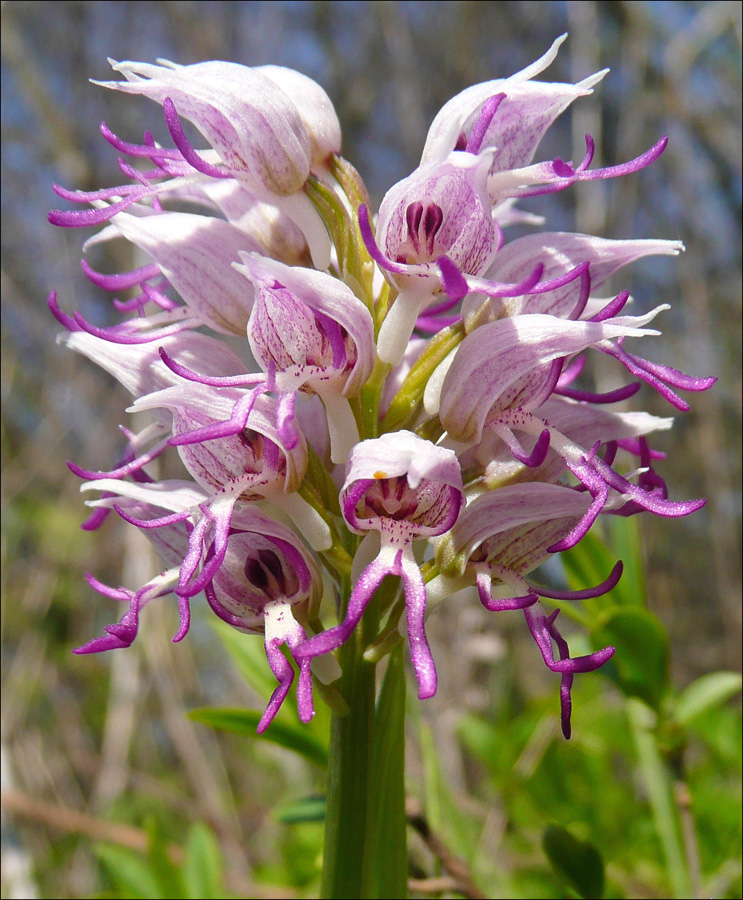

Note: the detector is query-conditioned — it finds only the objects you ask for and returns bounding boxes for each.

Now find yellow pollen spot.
[373,471,387,479]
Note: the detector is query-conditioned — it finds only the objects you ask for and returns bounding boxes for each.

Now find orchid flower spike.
[52,37,714,740]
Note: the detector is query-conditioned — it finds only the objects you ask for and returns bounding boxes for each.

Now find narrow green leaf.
[363,646,408,899]
[94,845,160,900]
[183,823,225,900]
[627,699,691,898]
[418,717,477,863]
[276,795,327,824]
[591,608,669,710]
[543,824,605,899]
[145,816,186,900]
[188,707,328,767]
[418,718,443,835]
[606,516,645,600]
[674,671,743,726]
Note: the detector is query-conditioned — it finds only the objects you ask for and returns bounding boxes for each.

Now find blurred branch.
[0,788,294,899]
[406,795,488,900]
[663,1,741,170]
[674,780,702,900]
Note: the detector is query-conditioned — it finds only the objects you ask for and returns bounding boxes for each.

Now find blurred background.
[2,2,741,898]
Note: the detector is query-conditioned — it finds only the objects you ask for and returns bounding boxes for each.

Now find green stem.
[321,589,409,899]
[627,699,691,899]
[321,578,379,899]
[322,631,377,898]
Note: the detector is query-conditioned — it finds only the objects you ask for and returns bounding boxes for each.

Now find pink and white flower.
[50,38,715,736]
[295,431,464,699]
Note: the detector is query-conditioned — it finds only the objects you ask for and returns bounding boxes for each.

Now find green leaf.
[188,706,328,767]
[94,845,161,900]
[363,645,408,898]
[626,699,691,898]
[211,620,278,696]
[605,517,645,601]
[145,816,185,900]
[276,795,327,824]
[183,823,225,900]
[591,608,669,710]
[560,518,645,620]
[417,717,478,864]
[674,671,743,725]
[543,825,605,899]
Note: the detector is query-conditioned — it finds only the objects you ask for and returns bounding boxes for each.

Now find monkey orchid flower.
[75,500,321,732]
[295,431,464,699]
[50,58,340,267]
[204,506,323,732]
[431,482,619,737]
[359,151,498,364]
[236,254,375,463]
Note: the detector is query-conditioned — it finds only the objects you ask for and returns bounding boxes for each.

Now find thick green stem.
[320,591,408,899]
[321,626,378,898]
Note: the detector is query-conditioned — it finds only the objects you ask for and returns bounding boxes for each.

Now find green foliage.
[188,707,328,768]
[182,824,226,900]
[5,489,740,900]
[451,516,741,898]
[674,671,743,726]
[95,845,162,900]
[542,825,605,899]
[590,608,670,710]
[95,822,228,900]
[276,795,327,824]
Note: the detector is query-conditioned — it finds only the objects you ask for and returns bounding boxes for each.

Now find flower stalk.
[322,582,380,899]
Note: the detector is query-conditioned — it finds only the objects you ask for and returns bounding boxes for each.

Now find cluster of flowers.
[50,36,714,737]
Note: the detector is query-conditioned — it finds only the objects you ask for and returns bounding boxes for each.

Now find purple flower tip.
[162,97,231,179]
[438,256,469,301]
